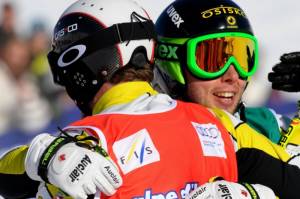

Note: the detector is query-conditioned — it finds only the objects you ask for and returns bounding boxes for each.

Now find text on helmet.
[166,5,184,28]
[55,23,78,40]
[156,43,179,60]
[201,5,246,19]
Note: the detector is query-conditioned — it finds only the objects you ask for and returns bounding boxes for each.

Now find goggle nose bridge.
[222,56,248,77]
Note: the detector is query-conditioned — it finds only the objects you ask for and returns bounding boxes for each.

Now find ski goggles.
[156,32,259,79]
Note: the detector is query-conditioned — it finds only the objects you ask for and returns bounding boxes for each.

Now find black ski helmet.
[47,0,156,115]
[154,0,255,98]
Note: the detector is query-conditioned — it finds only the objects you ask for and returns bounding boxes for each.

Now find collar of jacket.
[92,81,158,115]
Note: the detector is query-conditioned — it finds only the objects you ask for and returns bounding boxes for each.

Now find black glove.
[268,52,300,92]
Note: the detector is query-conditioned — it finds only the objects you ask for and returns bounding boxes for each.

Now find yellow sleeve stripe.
[0,146,28,174]
[234,123,290,162]
[211,108,236,133]
[211,108,290,162]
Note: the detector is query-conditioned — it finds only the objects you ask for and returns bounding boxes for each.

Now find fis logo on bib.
[113,129,160,174]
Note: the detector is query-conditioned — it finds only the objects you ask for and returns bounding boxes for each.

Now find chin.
[227,109,235,114]
[220,106,235,114]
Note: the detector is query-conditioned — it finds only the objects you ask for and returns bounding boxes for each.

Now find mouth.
[213,92,235,99]
[213,91,236,107]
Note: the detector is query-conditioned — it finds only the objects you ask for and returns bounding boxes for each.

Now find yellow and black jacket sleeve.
[0,146,39,198]
[212,108,300,199]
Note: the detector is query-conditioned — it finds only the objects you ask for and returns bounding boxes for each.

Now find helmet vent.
[79,1,103,11]
[101,70,108,76]
[92,80,98,85]
[74,72,87,87]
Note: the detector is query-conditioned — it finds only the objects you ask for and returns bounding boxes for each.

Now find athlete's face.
[185,65,247,114]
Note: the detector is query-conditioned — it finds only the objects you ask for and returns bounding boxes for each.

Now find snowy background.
[0,0,299,152]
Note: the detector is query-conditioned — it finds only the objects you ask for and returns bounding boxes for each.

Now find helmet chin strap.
[152,66,172,94]
[234,80,249,117]
[65,87,95,116]
[76,101,93,117]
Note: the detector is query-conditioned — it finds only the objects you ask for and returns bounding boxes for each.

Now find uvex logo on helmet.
[166,5,184,28]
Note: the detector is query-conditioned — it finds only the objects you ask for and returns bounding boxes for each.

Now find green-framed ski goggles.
[156,32,259,80]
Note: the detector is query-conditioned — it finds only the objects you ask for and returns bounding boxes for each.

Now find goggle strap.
[49,20,156,62]
[48,20,156,84]
[155,41,183,61]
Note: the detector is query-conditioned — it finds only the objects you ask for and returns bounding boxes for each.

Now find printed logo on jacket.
[113,129,160,174]
[192,122,227,158]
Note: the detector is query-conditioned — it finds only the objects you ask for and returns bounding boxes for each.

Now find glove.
[25,133,122,199]
[185,180,276,199]
[268,52,300,92]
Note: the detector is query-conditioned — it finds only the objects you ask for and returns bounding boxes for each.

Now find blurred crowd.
[0,2,299,154]
[0,3,81,153]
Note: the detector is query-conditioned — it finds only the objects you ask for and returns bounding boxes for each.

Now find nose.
[221,65,240,83]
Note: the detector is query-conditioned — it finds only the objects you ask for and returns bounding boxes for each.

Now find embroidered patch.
[192,122,226,158]
[113,129,160,174]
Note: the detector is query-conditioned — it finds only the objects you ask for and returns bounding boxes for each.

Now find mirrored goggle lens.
[194,36,256,74]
